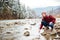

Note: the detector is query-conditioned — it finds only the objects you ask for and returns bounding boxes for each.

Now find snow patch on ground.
[0,19,50,40]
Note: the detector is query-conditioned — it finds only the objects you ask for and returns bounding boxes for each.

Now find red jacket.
[40,15,56,29]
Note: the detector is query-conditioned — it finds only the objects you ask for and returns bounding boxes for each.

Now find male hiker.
[40,12,56,31]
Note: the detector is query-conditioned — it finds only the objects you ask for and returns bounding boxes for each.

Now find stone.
[24,28,28,30]
[54,35,60,40]
[30,23,36,26]
[0,37,2,40]
[44,34,50,40]
[24,31,30,36]
[14,22,18,24]
[6,24,10,26]
[2,37,14,40]
[32,38,39,40]
[57,32,60,36]
[6,32,12,34]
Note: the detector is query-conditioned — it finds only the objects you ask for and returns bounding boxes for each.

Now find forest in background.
[0,0,37,20]
[0,0,60,20]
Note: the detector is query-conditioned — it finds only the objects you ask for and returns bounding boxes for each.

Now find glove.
[49,22,53,25]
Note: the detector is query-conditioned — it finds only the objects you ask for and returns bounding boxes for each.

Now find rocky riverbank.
[0,19,60,40]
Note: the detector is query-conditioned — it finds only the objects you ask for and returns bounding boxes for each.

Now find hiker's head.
[42,12,46,17]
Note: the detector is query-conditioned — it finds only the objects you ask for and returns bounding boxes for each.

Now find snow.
[1,18,60,40]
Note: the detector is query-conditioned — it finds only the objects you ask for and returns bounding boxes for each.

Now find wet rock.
[41,26,57,40]
[41,32,47,36]
[50,35,56,40]
[54,38,60,40]
[6,24,10,26]
[57,32,60,36]
[6,32,12,34]
[0,26,5,33]
[50,31,56,40]
[14,22,18,24]
[2,37,14,40]
[50,33,56,36]
[14,21,26,25]
[43,34,50,40]
[24,28,29,30]
[30,23,36,26]
[54,34,60,40]
[0,37,2,40]
[24,31,30,36]
[0,26,4,30]
[32,38,40,40]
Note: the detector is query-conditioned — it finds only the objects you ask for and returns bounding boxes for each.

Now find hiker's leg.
[41,21,49,29]
[49,22,54,31]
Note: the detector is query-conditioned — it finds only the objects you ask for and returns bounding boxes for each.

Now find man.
[40,12,56,31]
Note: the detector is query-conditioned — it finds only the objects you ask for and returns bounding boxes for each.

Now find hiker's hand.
[49,22,53,25]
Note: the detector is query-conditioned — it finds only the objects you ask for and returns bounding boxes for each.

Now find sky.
[20,0,60,8]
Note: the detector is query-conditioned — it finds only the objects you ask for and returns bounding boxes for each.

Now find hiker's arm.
[40,24,43,29]
[49,15,56,24]
[40,19,44,29]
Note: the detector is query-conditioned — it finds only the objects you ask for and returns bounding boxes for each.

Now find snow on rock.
[0,19,46,40]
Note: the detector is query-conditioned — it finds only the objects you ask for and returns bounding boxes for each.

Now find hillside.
[33,6,60,17]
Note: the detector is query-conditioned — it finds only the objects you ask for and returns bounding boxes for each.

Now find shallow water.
[0,19,60,40]
[0,19,46,40]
